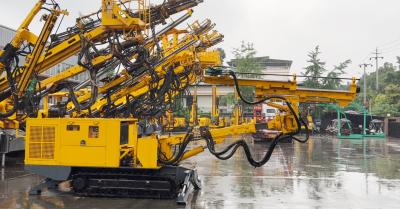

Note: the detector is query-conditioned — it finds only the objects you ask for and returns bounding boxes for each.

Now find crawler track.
[70,167,190,200]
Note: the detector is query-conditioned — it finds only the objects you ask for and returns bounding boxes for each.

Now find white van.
[262,101,284,121]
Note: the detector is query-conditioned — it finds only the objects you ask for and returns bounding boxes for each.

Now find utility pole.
[370,48,384,91]
[359,63,373,107]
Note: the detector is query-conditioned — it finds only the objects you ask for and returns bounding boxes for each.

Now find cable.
[68,34,100,112]
[158,128,194,165]
[158,70,309,167]
[0,65,18,118]
[228,69,309,143]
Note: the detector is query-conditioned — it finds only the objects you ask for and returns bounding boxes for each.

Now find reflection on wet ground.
[1,136,400,209]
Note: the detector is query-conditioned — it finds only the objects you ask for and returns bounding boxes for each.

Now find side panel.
[60,146,106,167]
[105,120,121,167]
[25,118,125,168]
[59,120,111,167]
[61,122,106,147]
[25,120,59,166]
[137,136,158,169]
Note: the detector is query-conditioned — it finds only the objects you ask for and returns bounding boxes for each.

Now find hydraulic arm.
[0,0,202,120]
[0,0,49,76]
[0,1,68,118]
[203,69,359,134]
[59,21,222,119]
[0,0,203,131]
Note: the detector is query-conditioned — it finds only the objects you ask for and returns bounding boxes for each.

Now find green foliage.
[371,84,400,116]
[172,95,189,118]
[219,93,235,108]
[217,48,226,63]
[355,62,400,116]
[301,46,353,118]
[231,41,262,114]
[359,62,396,95]
[232,41,262,78]
[302,46,326,88]
[372,94,395,116]
[302,46,351,90]
[323,59,351,89]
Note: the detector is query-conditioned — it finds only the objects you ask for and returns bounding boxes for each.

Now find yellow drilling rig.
[0,0,359,205]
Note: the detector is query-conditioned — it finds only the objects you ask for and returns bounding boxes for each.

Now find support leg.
[176,169,201,205]
[1,153,5,168]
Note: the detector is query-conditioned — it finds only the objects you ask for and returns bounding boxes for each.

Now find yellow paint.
[204,75,358,134]
[26,118,135,168]
[198,117,212,127]
[102,0,147,31]
[137,136,158,169]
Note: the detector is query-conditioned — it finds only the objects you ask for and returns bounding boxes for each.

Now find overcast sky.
[1,0,400,78]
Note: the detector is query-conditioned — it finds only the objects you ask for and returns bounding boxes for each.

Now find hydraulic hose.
[158,128,194,165]
[0,44,20,112]
[68,35,100,112]
[0,66,18,118]
[159,70,310,167]
[228,70,309,143]
[68,69,98,112]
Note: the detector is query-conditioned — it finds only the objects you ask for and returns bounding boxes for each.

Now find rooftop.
[0,24,16,32]
[228,56,292,68]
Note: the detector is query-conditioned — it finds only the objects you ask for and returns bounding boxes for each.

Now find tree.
[303,46,326,88]
[301,46,353,118]
[231,41,262,114]
[219,93,235,109]
[217,48,226,63]
[232,41,262,78]
[353,61,400,116]
[372,84,400,116]
[323,59,351,89]
[382,63,399,88]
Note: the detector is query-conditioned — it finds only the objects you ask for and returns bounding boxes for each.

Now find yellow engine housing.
[25,118,159,169]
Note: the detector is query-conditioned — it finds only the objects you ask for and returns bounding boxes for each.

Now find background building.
[228,56,292,81]
[0,25,14,49]
[186,84,234,114]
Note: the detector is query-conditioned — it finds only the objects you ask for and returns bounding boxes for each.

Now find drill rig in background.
[204,68,359,140]
[1,0,359,205]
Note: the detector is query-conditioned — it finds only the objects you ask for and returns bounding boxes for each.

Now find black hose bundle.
[0,66,19,118]
[68,34,100,112]
[68,69,98,112]
[158,128,194,165]
[0,43,21,118]
[228,70,309,143]
[158,70,310,167]
[115,66,192,119]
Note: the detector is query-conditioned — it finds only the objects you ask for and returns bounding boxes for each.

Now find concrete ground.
[0,135,400,209]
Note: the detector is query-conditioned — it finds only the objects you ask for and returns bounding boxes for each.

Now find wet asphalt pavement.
[1,135,400,209]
